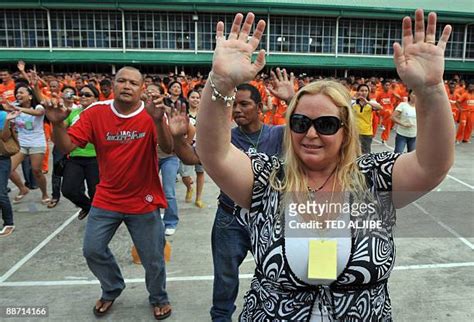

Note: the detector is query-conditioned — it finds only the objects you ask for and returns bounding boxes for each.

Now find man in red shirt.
[45,66,173,320]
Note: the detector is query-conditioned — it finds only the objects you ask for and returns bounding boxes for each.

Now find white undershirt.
[285,212,351,321]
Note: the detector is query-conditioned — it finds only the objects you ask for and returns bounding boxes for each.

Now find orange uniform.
[447,90,460,122]
[0,80,16,103]
[376,90,395,142]
[99,92,114,101]
[42,122,52,173]
[263,97,287,125]
[455,92,474,143]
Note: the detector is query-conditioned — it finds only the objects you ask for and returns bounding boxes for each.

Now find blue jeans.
[21,156,37,189]
[158,156,179,229]
[83,206,169,305]
[0,157,13,226]
[210,205,252,321]
[394,133,416,153]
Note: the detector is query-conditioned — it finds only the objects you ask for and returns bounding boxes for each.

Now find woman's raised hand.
[212,13,266,91]
[393,9,451,94]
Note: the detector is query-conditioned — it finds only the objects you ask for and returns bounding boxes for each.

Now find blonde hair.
[270,80,367,197]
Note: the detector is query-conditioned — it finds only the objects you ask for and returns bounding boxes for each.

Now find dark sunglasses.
[290,114,344,135]
[79,92,94,98]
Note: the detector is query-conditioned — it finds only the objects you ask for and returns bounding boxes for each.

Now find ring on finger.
[426,40,436,45]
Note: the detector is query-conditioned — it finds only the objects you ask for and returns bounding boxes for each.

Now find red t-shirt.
[67,100,167,214]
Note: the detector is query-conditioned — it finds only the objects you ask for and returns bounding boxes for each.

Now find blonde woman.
[196,10,454,321]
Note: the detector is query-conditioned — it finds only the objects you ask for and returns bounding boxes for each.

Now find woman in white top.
[392,90,417,153]
[8,84,50,204]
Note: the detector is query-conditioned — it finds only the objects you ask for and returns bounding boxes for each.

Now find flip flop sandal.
[13,192,29,204]
[153,304,172,320]
[47,199,59,208]
[41,198,51,205]
[93,298,115,317]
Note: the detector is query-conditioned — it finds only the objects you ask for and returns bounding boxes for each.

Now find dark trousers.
[359,135,373,154]
[0,157,13,226]
[61,157,99,212]
[51,146,64,200]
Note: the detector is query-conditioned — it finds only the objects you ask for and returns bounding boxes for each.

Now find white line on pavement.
[446,174,474,190]
[412,202,474,250]
[372,138,474,190]
[0,210,80,283]
[1,262,473,287]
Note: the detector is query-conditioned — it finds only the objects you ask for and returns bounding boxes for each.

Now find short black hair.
[167,80,182,92]
[99,79,112,87]
[61,85,77,94]
[81,84,100,98]
[236,83,262,105]
[187,89,200,99]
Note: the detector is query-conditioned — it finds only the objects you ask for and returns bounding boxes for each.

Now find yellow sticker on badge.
[308,240,337,280]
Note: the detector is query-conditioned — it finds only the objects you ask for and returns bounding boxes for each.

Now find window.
[0,9,49,48]
[198,13,266,51]
[466,25,474,59]
[441,23,464,58]
[50,10,122,48]
[125,11,194,50]
[339,18,401,56]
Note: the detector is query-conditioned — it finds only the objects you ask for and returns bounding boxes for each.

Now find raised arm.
[195,13,266,209]
[392,9,454,207]
[168,107,200,165]
[1,111,20,141]
[269,67,296,104]
[17,61,30,84]
[44,99,77,154]
[144,94,174,154]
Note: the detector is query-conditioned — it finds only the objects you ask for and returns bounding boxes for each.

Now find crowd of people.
[0,8,470,320]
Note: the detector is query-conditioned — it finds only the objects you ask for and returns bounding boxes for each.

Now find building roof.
[4,1,474,22]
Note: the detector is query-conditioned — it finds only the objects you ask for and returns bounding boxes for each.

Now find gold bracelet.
[208,72,237,107]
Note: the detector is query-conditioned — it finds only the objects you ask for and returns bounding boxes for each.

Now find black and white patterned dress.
[235,151,401,321]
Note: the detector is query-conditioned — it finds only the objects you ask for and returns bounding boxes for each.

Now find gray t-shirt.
[218,124,284,208]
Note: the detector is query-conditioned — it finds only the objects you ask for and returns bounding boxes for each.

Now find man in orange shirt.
[41,79,61,100]
[367,81,381,137]
[99,79,114,101]
[456,80,474,144]
[376,80,396,143]
[0,69,16,103]
[447,80,460,123]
